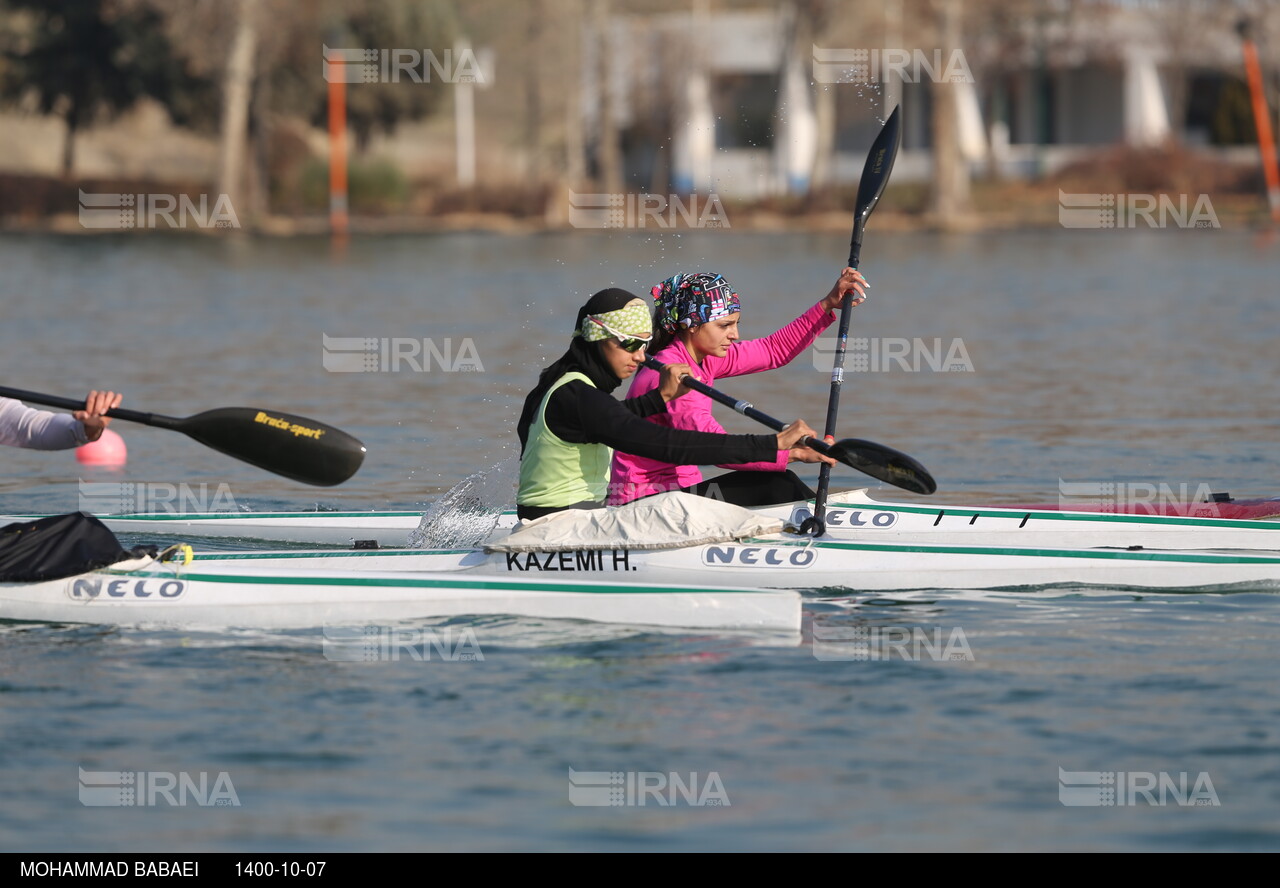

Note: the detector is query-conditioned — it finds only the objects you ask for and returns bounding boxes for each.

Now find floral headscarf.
[651,272,741,333]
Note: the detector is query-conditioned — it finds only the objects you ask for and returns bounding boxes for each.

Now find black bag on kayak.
[0,512,156,582]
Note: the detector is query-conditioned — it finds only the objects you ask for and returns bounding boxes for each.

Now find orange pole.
[328,57,349,236]
[1241,33,1280,224]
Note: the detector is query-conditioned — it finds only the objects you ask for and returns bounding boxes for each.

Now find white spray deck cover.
[485,493,785,553]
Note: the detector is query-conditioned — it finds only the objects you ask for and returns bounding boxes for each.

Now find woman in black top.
[515,288,830,520]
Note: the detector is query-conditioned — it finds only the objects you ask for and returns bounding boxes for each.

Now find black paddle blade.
[848,105,902,268]
[174,408,366,487]
[855,105,901,222]
[826,437,937,495]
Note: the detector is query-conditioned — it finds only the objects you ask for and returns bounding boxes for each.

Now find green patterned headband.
[578,299,653,343]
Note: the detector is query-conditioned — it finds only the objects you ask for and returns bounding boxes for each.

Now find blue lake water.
[1,229,1278,851]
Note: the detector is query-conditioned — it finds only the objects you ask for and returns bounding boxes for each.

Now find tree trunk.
[526,0,544,182]
[812,77,836,189]
[929,0,971,227]
[62,108,78,180]
[593,0,622,192]
[563,0,586,188]
[218,0,257,225]
[250,69,271,220]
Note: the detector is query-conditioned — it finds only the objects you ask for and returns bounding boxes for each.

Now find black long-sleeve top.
[543,380,778,466]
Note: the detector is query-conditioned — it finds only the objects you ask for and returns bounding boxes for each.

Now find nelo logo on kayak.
[788,508,897,529]
[68,578,187,600]
[825,509,896,528]
[703,547,816,568]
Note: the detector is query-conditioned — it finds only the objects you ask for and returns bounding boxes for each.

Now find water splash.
[407,457,518,549]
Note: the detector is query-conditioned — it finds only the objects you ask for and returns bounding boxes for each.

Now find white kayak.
[0,557,801,632]
[189,532,1280,593]
[6,490,1280,631]
[8,531,1276,634]
[10,488,1278,550]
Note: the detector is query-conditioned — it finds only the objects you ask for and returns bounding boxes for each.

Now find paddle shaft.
[810,106,902,532]
[0,386,178,429]
[641,358,936,495]
[811,232,863,517]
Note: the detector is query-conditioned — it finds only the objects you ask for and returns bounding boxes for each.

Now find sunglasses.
[590,317,651,353]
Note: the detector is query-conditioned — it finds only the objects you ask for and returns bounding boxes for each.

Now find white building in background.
[582,6,1265,198]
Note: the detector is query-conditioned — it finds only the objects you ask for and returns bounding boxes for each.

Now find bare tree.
[928,0,971,225]
[592,0,622,192]
[218,0,256,222]
[524,0,544,182]
[1,0,211,177]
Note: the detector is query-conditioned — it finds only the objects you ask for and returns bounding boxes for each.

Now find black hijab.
[517,288,641,450]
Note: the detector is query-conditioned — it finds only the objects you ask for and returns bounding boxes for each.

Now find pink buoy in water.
[76,428,127,466]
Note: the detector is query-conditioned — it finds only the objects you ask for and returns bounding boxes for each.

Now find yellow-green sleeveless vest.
[517,372,613,509]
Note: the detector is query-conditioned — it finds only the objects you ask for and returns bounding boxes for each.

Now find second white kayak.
[7,488,1278,550]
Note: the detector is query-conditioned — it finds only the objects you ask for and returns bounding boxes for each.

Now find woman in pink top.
[610,268,867,507]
